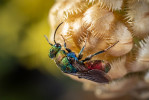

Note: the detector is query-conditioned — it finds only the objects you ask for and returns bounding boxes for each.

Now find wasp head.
[45,22,63,58]
[49,43,61,58]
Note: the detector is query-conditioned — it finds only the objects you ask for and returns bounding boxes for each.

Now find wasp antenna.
[61,34,65,43]
[78,32,89,59]
[105,41,119,51]
[54,22,64,44]
[44,35,53,46]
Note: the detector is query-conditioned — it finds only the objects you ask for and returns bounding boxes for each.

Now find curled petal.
[129,36,149,72]
[126,0,149,37]
[108,57,128,79]
[86,0,123,10]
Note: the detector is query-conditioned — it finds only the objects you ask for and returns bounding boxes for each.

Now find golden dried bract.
[126,0,149,37]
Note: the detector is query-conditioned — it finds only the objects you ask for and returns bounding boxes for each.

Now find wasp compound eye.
[54,43,61,48]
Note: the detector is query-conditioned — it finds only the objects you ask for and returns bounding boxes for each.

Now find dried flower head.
[49,0,149,99]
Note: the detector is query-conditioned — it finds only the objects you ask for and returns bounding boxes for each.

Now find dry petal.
[86,0,123,10]
[108,57,128,79]
[129,36,149,72]
[126,0,149,37]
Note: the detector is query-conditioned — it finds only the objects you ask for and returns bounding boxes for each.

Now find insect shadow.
[44,22,119,83]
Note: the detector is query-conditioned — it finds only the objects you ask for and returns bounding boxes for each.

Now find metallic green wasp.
[45,22,118,83]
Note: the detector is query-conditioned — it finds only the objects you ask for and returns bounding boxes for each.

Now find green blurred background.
[0,0,99,100]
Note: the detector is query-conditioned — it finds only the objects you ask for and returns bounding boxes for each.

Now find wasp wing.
[70,69,111,83]
[70,58,88,72]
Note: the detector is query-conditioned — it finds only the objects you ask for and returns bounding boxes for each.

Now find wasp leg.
[77,45,85,60]
[82,41,119,62]
[61,35,72,53]
[78,33,89,60]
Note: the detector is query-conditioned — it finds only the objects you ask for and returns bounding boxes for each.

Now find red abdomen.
[84,60,111,73]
